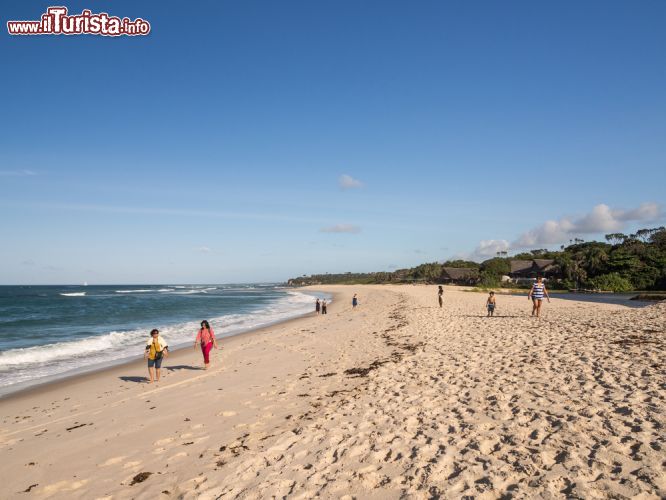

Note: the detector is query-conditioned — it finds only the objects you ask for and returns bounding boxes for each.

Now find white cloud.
[339,174,363,189]
[197,246,212,253]
[0,169,36,176]
[459,240,510,262]
[320,224,361,234]
[513,202,662,247]
[615,202,661,222]
[474,239,510,258]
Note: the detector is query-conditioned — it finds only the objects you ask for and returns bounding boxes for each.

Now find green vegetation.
[288,227,666,291]
[440,260,480,269]
[589,273,633,293]
[477,257,511,287]
[553,227,666,291]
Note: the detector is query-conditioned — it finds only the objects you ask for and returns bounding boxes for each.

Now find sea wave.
[169,287,217,295]
[60,292,86,297]
[114,289,153,294]
[0,330,140,367]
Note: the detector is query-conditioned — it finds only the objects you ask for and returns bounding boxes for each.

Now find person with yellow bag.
[144,328,169,383]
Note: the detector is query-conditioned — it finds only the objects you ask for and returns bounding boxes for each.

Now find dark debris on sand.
[130,472,152,485]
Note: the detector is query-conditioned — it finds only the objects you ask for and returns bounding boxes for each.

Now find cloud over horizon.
[320,224,361,234]
[338,174,363,190]
[473,239,510,259]
[464,202,663,262]
[513,202,662,247]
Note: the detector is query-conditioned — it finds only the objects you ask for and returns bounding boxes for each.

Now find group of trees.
[288,227,666,291]
[553,227,666,291]
[476,257,510,287]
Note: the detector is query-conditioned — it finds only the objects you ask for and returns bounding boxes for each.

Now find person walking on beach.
[438,286,444,308]
[486,291,496,317]
[352,294,358,309]
[144,328,168,383]
[528,276,550,317]
[194,320,218,370]
[321,300,328,315]
[315,298,321,315]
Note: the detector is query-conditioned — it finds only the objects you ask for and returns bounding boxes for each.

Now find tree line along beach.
[287,226,666,295]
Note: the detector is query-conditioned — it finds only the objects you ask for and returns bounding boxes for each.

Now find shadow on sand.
[456,315,522,318]
[165,365,204,372]
[119,375,149,383]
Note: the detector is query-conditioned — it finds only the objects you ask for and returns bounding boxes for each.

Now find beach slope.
[1,285,664,498]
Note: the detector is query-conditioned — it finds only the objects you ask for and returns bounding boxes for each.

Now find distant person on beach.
[144,328,168,383]
[315,298,321,315]
[486,292,496,317]
[438,286,444,308]
[321,300,328,315]
[528,276,550,317]
[194,320,218,370]
[352,294,358,308]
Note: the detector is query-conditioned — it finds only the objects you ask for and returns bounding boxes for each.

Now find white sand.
[0,285,664,499]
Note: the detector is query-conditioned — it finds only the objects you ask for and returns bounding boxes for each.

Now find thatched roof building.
[510,260,533,274]
[440,267,479,284]
[509,259,557,278]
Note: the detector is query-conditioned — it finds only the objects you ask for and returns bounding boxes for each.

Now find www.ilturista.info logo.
[7,6,151,36]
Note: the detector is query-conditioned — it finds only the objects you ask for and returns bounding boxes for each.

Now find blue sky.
[1,0,664,284]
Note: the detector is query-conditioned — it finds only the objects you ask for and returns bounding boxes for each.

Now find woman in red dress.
[194,320,218,369]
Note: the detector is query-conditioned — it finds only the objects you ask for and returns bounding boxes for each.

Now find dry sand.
[0,285,664,499]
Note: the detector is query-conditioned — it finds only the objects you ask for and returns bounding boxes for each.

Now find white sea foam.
[60,292,86,297]
[114,289,153,293]
[0,330,139,367]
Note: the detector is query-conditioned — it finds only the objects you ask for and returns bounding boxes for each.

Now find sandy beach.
[1,285,664,499]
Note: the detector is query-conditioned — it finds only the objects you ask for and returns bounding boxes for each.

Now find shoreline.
[0,290,339,402]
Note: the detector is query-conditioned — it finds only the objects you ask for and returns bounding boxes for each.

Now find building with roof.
[440,267,479,285]
[509,259,558,281]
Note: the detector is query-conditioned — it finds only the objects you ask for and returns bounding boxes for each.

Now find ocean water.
[0,284,328,396]
[550,292,653,308]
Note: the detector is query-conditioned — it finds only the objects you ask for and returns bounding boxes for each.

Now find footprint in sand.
[43,479,89,494]
[99,456,126,467]
[168,451,188,461]
[154,437,175,446]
